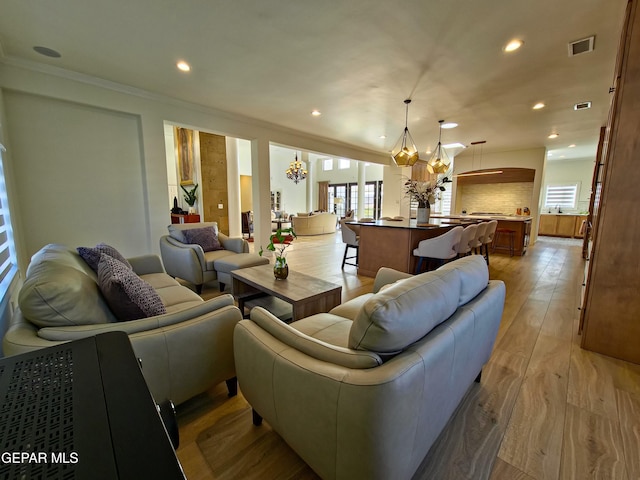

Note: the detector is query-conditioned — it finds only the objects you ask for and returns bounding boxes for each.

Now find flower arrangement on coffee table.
[259,227,297,279]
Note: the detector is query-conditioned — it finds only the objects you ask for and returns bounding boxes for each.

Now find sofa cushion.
[77,243,132,272]
[18,263,116,327]
[292,313,353,348]
[348,268,461,354]
[168,222,218,243]
[436,255,489,306]
[182,226,224,252]
[203,249,237,271]
[249,308,382,369]
[328,293,374,321]
[98,254,167,321]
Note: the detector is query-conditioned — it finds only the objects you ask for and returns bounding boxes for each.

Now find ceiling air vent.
[574,101,592,110]
[568,36,595,56]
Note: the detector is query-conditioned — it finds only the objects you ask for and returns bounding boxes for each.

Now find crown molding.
[0,56,389,163]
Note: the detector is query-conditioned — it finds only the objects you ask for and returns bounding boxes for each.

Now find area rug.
[196,405,318,479]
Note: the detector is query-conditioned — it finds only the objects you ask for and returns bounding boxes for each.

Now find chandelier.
[426,120,452,174]
[286,154,308,184]
[391,99,420,167]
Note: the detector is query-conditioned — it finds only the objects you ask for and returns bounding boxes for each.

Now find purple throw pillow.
[182,227,224,252]
[78,243,132,272]
[97,254,166,321]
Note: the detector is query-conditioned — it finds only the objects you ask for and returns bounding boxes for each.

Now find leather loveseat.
[233,255,505,479]
[2,243,243,406]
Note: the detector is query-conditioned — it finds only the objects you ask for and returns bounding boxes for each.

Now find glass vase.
[274,257,289,280]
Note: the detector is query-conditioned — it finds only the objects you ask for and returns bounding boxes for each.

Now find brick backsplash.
[456,182,534,215]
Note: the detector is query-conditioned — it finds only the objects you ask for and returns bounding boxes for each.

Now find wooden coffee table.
[231,264,342,322]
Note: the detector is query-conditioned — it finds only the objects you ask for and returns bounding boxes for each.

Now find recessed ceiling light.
[548,152,553,156]
[311,110,322,116]
[504,39,524,52]
[379,135,386,139]
[533,102,545,110]
[33,46,61,58]
[441,122,458,129]
[568,144,576,148]
[426,150,432,154]
[176,61,191,72]
[548,133,559,139]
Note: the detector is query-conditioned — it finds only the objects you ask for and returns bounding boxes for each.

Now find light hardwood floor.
[176,233,640,480]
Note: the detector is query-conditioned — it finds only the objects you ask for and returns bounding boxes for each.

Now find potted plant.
[181,184,198,214]
[259,227,297,279]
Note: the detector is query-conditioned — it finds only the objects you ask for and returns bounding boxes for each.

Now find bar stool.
[469,222,489,255]
[481,220,498,264]
[455,224,478,257]
[493,228,515,256]
[413,226,463,273]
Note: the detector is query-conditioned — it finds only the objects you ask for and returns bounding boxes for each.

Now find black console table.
[0,332,185,479]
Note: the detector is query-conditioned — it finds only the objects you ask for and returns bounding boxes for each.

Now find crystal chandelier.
[426,120,452,174]
[391,99,420,167]
[286,154,308,184]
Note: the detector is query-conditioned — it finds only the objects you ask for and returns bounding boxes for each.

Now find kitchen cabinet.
[538,214,587,238]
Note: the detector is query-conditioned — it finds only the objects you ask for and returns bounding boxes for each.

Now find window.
[322,158,333,171]
[338,159,350,170]
[0,144,18,302]
[545,184,578,209]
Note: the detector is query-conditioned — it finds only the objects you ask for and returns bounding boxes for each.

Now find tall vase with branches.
[404,176,449,223]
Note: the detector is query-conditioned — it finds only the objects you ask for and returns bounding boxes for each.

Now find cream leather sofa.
[234,255,505,480]
[3,243,243,405]
[291,212,338,235]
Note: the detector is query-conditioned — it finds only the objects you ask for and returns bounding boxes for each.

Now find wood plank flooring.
[176,233,640,480]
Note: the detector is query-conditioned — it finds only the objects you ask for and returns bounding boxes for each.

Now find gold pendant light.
[391,99,420,167]
[426,120,452,174]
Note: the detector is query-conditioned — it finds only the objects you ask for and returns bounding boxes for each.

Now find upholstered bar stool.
[413,226,463,273]
[481,220,498,264]
[340,219,359,269]
[469,222,489,255]
[493,228,515,256]
[455,224,478,258]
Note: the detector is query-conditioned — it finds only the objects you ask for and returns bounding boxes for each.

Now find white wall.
[4,91,149,259]
[0,61,389,270]
[541,158,594,213]
[269,146,308,215]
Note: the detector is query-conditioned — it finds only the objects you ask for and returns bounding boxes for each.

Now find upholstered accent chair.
[159,222,250,293]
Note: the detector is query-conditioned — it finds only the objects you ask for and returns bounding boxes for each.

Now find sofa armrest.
[36,295,238,342]
[128,254,165,275]
[244,307,382,369]
[373,267,413,293]
[219,233,249,253]
[159,235,207,284]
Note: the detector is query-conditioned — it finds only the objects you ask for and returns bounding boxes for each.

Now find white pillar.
[225,137,241,237]
[251,138,272,251]
[357,161,366,218]
[303,151,313,212]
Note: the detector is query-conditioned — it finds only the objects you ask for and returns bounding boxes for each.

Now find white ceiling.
[0,0,627,162]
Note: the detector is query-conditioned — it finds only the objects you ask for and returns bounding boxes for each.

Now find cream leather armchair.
[159,222,249,293]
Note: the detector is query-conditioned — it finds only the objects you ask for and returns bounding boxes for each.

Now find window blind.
[0,144,18,302]
[545,184,578,208]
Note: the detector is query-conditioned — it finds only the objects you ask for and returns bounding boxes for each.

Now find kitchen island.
[347,218,478,277]
[430,214,532,256]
